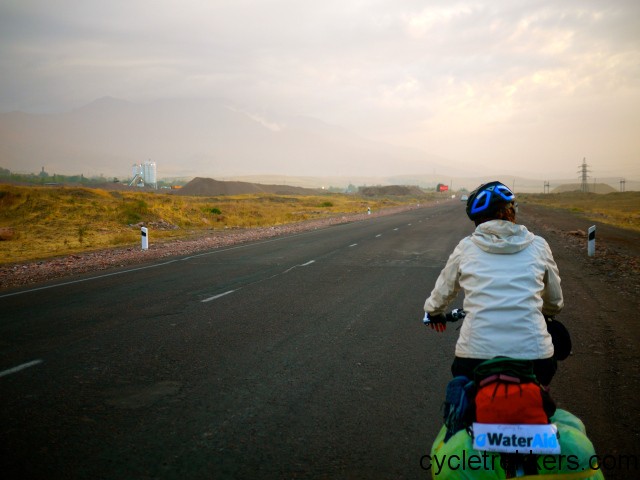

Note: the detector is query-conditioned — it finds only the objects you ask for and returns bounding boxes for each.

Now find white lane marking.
[201,290,235,303]
[282,259,315,274]
[408,223,412,226]
[349,243,358,247]
[0,359,43,378]
[202,260,316,302]
[375,234,382,238]
[393,228,399,231]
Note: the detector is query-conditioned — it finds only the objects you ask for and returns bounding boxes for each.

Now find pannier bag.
[546,317,572,361]
[443,375,474,441]
[473,358,556,424]
[428,409,605,479]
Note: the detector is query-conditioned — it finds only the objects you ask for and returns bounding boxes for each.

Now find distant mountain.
[0,97,467,180]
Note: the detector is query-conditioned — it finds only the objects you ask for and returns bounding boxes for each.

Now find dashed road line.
[202,259,316,302]
[201,290,236,303]
[282,259,316,274]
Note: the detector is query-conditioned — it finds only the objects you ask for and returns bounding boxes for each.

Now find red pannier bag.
[475,373,550,424]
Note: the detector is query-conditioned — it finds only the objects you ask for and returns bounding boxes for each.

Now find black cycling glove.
[424,312,447,332]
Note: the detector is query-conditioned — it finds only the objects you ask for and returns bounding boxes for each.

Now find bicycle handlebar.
[422,308,466,326]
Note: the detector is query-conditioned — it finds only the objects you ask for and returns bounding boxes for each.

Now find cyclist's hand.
[424,312,447,332]
[430,318,447,332]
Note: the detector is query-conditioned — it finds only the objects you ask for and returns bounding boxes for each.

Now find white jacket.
[424,220,563,360]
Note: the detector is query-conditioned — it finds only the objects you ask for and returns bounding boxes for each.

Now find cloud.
[0,0,638,178]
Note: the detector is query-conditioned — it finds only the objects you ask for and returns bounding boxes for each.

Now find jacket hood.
[471,220,535,254]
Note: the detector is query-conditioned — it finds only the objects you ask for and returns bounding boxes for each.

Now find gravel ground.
[0,205,421,291]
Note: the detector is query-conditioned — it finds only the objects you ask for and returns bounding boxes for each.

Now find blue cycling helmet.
[466,181,515,221]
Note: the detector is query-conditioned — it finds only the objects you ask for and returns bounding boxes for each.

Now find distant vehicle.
[460,195,468,201]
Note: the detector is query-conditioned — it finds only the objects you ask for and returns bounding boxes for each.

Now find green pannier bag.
[428,409,605,479]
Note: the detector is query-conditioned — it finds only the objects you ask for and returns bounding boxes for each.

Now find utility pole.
[544,181,550,194]
[620,179,626,192]
[578,158,590,192]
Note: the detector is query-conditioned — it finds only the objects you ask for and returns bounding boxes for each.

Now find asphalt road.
[1,201,475,480]
[5,200,638,480]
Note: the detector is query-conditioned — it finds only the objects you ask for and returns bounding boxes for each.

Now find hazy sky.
[1,0,639,179]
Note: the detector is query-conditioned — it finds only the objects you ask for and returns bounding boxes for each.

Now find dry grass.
[2,184,636,265]
[520,191,640,232]
[0,184,433,264]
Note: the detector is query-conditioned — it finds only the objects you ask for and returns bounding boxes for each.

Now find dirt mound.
[358,185,424,196]
[552,183,617,194]
[177,177,320,196]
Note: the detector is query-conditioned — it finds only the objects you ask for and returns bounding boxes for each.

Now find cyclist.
[423,181,564,385]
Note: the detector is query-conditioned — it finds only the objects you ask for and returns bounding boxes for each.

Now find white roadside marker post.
[587,225,596,257]
[141,226,149,251]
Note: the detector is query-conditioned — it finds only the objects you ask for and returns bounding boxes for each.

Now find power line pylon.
[578,158,590,192]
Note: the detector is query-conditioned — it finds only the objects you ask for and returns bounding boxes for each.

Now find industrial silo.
[142,161,157,189]
[132,163,142,179]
